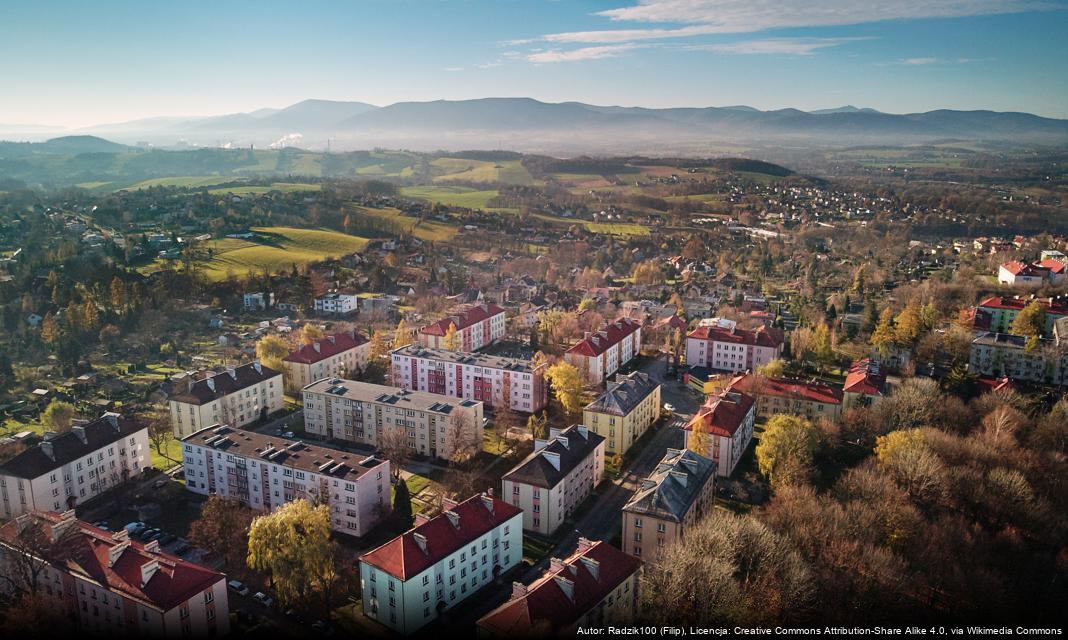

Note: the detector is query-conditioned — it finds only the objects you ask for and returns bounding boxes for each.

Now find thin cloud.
[898,56,993,65]
[527,44,644,63]
[692,37,874,55]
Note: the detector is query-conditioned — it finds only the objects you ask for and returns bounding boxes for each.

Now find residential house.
[582,372,662,456]
[685,318,783,373]
[167,362,283,437]
[683,387,756,477]
[282,331,370,393]
[243,292,273,311]
[418,303,507,352]
[313,292,358,316]
[564,318,643,385]
[843,359,886,408]
[730,374,843,422]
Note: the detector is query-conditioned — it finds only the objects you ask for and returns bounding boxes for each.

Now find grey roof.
[0,413,143,479]
[502,425,604,490]
[622,448,715,522]
[391,344,540,374]
[584,371,659,417]
[972,332,1052,348]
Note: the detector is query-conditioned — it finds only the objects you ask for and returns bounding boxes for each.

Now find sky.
[1,0,1067,127]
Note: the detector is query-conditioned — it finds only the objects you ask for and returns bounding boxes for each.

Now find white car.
[227,580,250,596]
[663,403,675,413]
[253,592,274,607]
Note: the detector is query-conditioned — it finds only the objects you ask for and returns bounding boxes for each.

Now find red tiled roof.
[419,303,505,337]
[976,376,1014,395]
[0,512,224,612]
[843,358,886,397]
[360,494,521,580]
[477,540,641,636]
[687,324,783,349]
[283,331,367,364]
[732,374,842,405]
[683,385,755,438]
[1000,261,1048,277]
[566,318,641,357]
[653,315,688,331]
[978,296,1068,316]
[1037,258,1068,274]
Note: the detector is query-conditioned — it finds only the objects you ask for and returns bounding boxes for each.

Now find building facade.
[313,292,358,316]
[621,448,716,564]
[0,511,228,637]
[390,344,547,413]
[685,318,783,373]
[501,425,605,536]
[181,425,390,536]
[167,362,283,438]
[684,387,756,477]
[477,538,642,637]
[282,331,370,392]
[359,493,523,635]
[730,374,843,422]
[976,295,1068,335]
[582,371,661,456]
[0,414,149,519]
[969,332,1067,386]
[418,303,507,352]
[303,379,484,461]
[843,358,886,408]
[564,318,643,385]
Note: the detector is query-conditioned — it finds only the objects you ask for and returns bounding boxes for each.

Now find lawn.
[400,185,499,210]
[430,157,536,185]
[193,226,369,280]
[349,206,458,242]
[207,182,321,196]
[583,222,650,236]
[150,434,184,471]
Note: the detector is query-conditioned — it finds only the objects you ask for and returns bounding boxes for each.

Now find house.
[977,295,1068,335]
[0,511,229,637]
[282,331,370,393]
[564,318,643,385]
[359,493,523,635]
[275,301,301,314]
[969,332,1067,386]
[683,387,756,477]
[998,260,1054,286]
[843,359,886,408]
[313,292,358,316]
[181,425,390,536]
[685,318,783,373]
[418,303,507,352]
[730,374,843,422]
[477,538,642,637]
[621,448,716,564]
[302,379,483,461]
[0,413,149,519]
[243,292,273,311]
[583,371,662,456]
[167,362,283,437]
[390,345,547,413]
[501,425,605,536]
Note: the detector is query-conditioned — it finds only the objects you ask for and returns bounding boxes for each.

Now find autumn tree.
[189,496,257,576]
[256,335,290,372]
[41,399,76,432]
[368,329,391,360]
[393,318,410,348]
[247,500,338,609]
[377,428,410,481]
[299,323,324,345]
[0,513,79,597]
[527,412,549,441]
[756,415,821,488]
[546,361,584,416]
[869,308,896,358]
[1010,300,1047,338]
[687,421,711,458]
[874,429,945,503]
[442,321,461,351]
[757,358,787,379]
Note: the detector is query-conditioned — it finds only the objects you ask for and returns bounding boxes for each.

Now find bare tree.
[0,513,80,597]
[377,427,411,481]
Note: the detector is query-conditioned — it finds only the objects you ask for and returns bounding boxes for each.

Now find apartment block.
[685,318,783,373]
[0,413,149,519]
[302,379,484,461]
[684,387,756,477]
[477,538,642,636]
[181,425,390,536]
[390,344,547,413]
[418,303,506,352]
[843,358,886,408]
[313,292,358,316]
[969,332,1068,386]
[501,425,605,535]
[622,448,716,564]
[359,493,522,635]
[730,373,843,422]
[564,318,642,385]
[583,371,661,455]
[976,295,1068,335]
[0,511,228,637]
[167,361,283,438]
[282,330,370,392]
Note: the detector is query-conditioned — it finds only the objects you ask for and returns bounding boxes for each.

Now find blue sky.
[2,0,1066,126]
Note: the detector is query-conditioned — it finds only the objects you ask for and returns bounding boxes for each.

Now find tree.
[442,321,461,351]
[1010,301,1047,338]
[146,413,174,463]
[98,323,122,351]
[546,361,583,416]
[256,335,290,372]
[394,318,410,348]
[443,412,480,464]
[527,412,549,441]
[0,513,80,597]
[41,399,76,432]
[493,409,522,454]
[874,429,945,503]
[377,428,411,481]
[299,323,324,345]
[869,308,896,358]
[247,500,338,610]
[756,415,821,488]
[189,496,256,576]
[393,478,413,525]
[369,329,391,360]
[757,358,786,379]
[39,313,61,347]
[687,421,711,458]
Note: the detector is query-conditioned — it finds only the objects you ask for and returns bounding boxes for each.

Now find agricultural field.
[121,176,237,190]
[430,157,536,185]
[583,222,650,236]
[400,185,499,209]
[349,206,458,242]
[207,182,321,195]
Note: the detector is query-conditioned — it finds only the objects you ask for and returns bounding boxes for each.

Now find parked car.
[252,592,274,607]
[153,479,168,489]
[663,403,675,413]
[158,533,177,546]
[172,542,190,556]
[227,580,250,597]
[93,521,110,531]
[139,528,160,541]
[124,522,147,536]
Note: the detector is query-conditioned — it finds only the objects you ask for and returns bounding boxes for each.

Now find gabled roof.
[623,449,716,522]
[584,371,660,417]
[283,331,367,365]
[843,358,886,397]
[0,512,224,612]
[731,374,842,405]
[502,425,605,490]
[477,539,642,636]
[566,318,641,357]
[1000,260,1049,277]
[683,386,755,438]
[168,361,280,406]
[1037,258,1068,274]
[687,323,783,348]
[0,413,142,480]
[360,493,521,580]
[978,295,1068,316]
[419,303,505,337]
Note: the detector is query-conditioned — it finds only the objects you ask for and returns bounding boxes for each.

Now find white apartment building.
[418,303,507,352]
[359,493,523,635]
[181,425,390,536]
[314,292,359,316]
[390,344,547,413]
[564,318,643,385]
[0,511,229,637]
[969,332,1068,386]
[501,425,605,536]
[0,413,149,519]
[243,291,273,311]
[685,318,783,373]
[684,388,756,477]
[303,379,484,461]
[283,330,370,392]
[167,361,283,438]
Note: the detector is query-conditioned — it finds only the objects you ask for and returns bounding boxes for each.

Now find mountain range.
[3,98,1068,153]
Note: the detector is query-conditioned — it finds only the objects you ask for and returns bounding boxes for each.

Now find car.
[663,403,675,413]
[252,592,274,607]
[172,542,190,555]
[153,479,168,489]
[93,521,110,531]
[228,580,250,597]
[124,521,147,535]
[158,533,177,546]
[139,528,160,541]
[282,431,295,438]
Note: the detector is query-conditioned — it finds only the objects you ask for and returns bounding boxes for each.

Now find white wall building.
[167,361,283,438]
[181,424,390,536]
[282,331,370,392]
[685,318,783,373]
[418,303,507,352]
[243,291,273,311]
[684,388,756,477]
[564,318,643,385]
[313,292,359,316]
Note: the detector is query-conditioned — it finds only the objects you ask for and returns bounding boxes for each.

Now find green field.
[178,226,369,280]
[430,157,536,185]
[208,182,321,196]
[584,222,650,236]
[122,176,237,190]
[400,185,499,209]
[350,206,458,242]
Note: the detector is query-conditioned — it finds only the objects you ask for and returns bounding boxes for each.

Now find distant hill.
[0,135,129,158]
[809,105,883,115]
